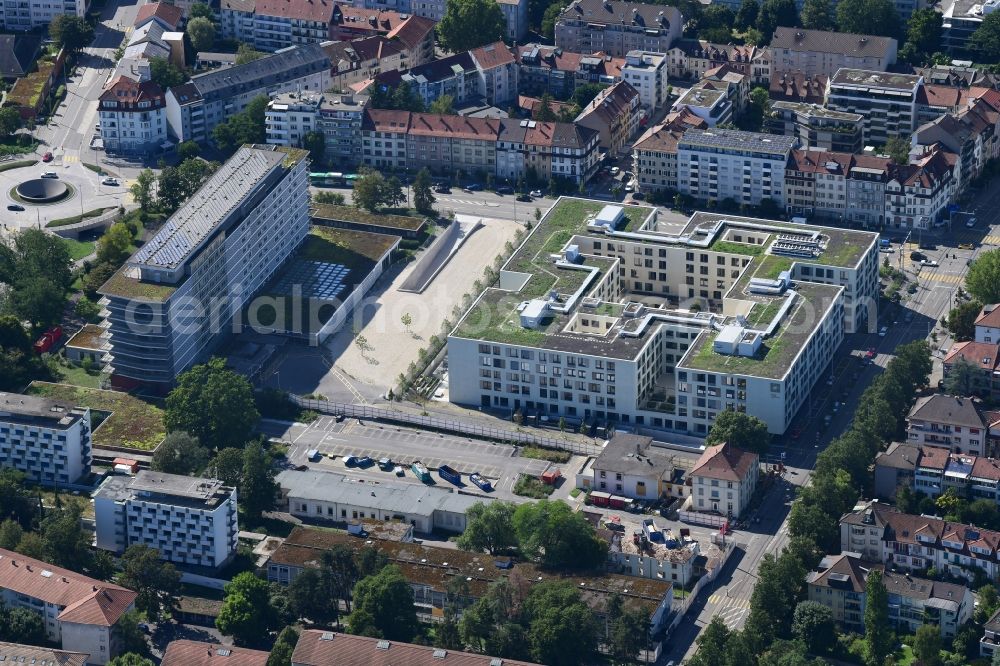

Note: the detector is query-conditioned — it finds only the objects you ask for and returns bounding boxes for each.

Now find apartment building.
[688,442,759,519]
[983,607,1000,659]
[944,341,1000,399]
[94,471,239,570]
[220,0,256,43]
[841,500,1000,582]
[268,526,675,656]
[769,70,828,104]
[807,552,972,639]
[514,43,624,99]
[884,148,956,230]
[330,5,409,41]
[666,40,765,84]
[99,145,310,391]
[770,28,897,78]
[0,0,84,31]
[767,101,863,153]
[633,122,683,194]
[322,36,404,92]
[384,14,436,66]
[907,394,987,456]
[0,644,87,666]
[555,0,683,58]
[448,199,880,436]
[914,90,1000,189]
[98,77,168,155]
[361,109,599,183]
[826,69,923,146]
[470,42,519,107]
[251,0,336,52]
[0,392,91,486]
[165,44,330,144]
[574,81,641,158]
[977,305,1000,343]
[874,443,1000,504]
[0,549,137,664]
[292,631,542,666]
[265,91,321,148]
[497,0,529,41]
[621,50,668,110]
[318,92,368,165]
[677,128,795,207]
[161,640,269,666]
[941,0,994,53]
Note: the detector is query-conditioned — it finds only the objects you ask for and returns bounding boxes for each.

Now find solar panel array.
[133,147,285,270]
[271,261,350,300]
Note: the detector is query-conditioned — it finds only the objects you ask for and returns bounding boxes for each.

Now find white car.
[879,326,888,337]
[40,170,58,178]
[966,218,978,228]
[610,167,621,175]
[102,177,119,186]
[922,259,940,267]
[529,189,543,198]
[624,181,635,192]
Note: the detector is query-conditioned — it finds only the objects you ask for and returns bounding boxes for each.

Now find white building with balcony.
[99,77,169,155]
[621,50,669,111]
[94,471,238,570]
[0,392,91,486]
[906,394,986,456]
[265,91,321,148]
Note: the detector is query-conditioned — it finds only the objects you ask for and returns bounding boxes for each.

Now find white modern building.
[0,392,91,486]
[448,199,880,436]
[94,471,239,570]
[265,91,321,148]
[0,549,137,664]
[98,145,310,392]
[826,69,923,145]
[621,50,669,111]
[0,0,84,31]
[98,77,169,155]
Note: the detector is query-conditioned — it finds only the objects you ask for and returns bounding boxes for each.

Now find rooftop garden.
[745,300,783,326]
[301,226,397,272]
[99,267,179,302]
[26,382,165,451]
[311,204,426,232]
[756,254,795,280]
[709,240,765,257]
[452,290,549,345]
[816,236,867,268]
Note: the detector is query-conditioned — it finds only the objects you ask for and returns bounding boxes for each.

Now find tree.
[429,94,456,115]
[301,130,325,166]
[837,0,900,38]
[210,447,245,487]
[288,567,337,624]
[241,441,277,522]
[187,16,216,51]
[353,170,388,212]
[11,277,66,329]
[883,136,911,164]
[533,92,559,122]
[96,222,133,265]
[15,532,47,560]
[177,140,201,161]
[412,168,435,215]
[945,300,983,341]
[212,96,269,153]
[12,227,73,291]
[512,500,607,570]
[972,12,1000,62]
[165,358,260,449]
[0,519,22,550]
[523,581,600,666]
[118,544,181,621]
[864,569,892,666]
[383,176,405,208]
[50,15,94,52]
[190,2,214,19]
[438,0,506,52]
[131,168,156,211]
[236,43,266,64]
[321,544,360,612]
[267,626,299,666]
[540,2,564,39]
[0,604,46,644]
[706,409,770,454]
[457,501,518,554]
[792,601,835,654]
[912,623,942,666]
[756,0,798,43]
[967,249,1000,304]
[735,0,760,30]
[152,431,209,475]
[149,57,186,90]
[605,593,648,665]
[686,617,732,666]
[107,655,155,666]
[349,565,419,641]
[117,611,149,657]
[699,5,735,41]
[38,504,92,571]
[357,544,388,578]
[0,107,21,137]
[216,572,277,646]
[900,8,942,64]
[800,0,833,29]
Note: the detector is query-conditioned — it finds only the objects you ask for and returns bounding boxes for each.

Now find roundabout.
[14,178,72,204]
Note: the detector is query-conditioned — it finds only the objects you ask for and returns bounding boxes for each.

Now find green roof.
[98,268,179,302]
[311,204,427,232]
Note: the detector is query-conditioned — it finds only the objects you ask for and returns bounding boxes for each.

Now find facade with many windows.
[0,392,90,486]
[98,77,168,154]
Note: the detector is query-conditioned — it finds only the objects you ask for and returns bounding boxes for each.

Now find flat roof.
[771,100,863,121]
[679,128,797,154]
[96,471,233,509]
[830,68,922,91]
[0,392,84,427]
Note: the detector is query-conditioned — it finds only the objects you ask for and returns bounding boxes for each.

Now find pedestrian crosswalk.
[984,235,1000,245]
[62,155,78,164]
[708,594,751,609]
[919,271,964,285]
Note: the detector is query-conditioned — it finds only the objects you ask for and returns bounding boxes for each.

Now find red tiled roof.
[977,305,1000,329]
[409,113,501,140]
[385,15,435,50]
[916,84,967,109]
[633,123,683,153]
[470,41,515,69]
[161,640,270,666]
[134,2,183,29]
[99,76,166,109]
[336,5,408,32]
[291,631,542,666]
[518,95,575,116]
[0,549,136,627]
[690,442,758,482]
[944,341,1000,370]
[915,445,949,470]
[972,456,1000,482]
[256,0,335,23]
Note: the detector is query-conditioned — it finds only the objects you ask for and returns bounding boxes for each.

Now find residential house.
[783,148,853,221]
[574,80,641,158]
[554,0,683,58]
[807,552,972,638]
[873,441,920,500]
[0,549,137,664]
[621,50,668,110]
[324,36,405,92]
[767,101,863,153]
[98,77,169,154]
[0,392,91,486]
[330,5,410,41]
[134,2,183,30]
[384,15,436,66]
[579,433,694,499]
[907,394,987,456]
[769,28,897,78]
[632,122,683,194]
[666,40,764,83]
[495,117,601,183]
[291,631,542,666]
[514,43,624,99]
[977,304,1000,343]
[982,607,1000,658]
[944,341,1000,399]
[687,442,759,519]
[883,148,956,230]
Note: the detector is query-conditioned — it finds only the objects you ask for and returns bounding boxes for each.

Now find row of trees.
[689,341,932,665]
[129,157,220,217]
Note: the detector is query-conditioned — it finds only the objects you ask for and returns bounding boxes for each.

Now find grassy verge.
[0,139,39,157]
[0,159,37,173]
[47,207,112,228]
[513,474,554,499]
[520,446,571,463]
[59,237,95,261]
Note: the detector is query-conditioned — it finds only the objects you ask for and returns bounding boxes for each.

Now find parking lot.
[265,416,579,501]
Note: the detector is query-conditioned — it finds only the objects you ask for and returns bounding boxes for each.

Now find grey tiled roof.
[184,43,330,102]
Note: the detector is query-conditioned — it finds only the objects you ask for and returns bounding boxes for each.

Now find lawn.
[756,254,795,280]
[710,240,765,257]
[59,237,95,261]
[746,300,783,326]
[54,363,103,389]
[0,159,37,173]
[311,204,426,232]
[513,474,554,499]
[26,382,165,451]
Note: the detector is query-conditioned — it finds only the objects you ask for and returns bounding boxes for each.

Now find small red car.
[41,152,52,162]
[865,347,876,359]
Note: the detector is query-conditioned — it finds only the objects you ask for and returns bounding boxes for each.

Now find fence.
[290,396,604,456]
[666,540,736,635]
[678,510,729,529]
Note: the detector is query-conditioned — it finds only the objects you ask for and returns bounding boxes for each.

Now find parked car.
[464,183,483,192]
[516,194,532,202]
[879,326,888,337]
[496,185,514,194]
[433,185,450,193]
[102,177,119,186]
[356,456,375,468]
[529,189,543,198]
[6,204,23,211]
[909,251,926,261]
[41,152,52,163]
[959,243,975,250]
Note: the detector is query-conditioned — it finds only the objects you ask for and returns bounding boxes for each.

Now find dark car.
[631,192,646,200]
[909,251,926,261]
[6,204,24,211]
[433,185,451,193]
[496,185,514,194]
[918,242,937,250]
[516,194,532,202]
